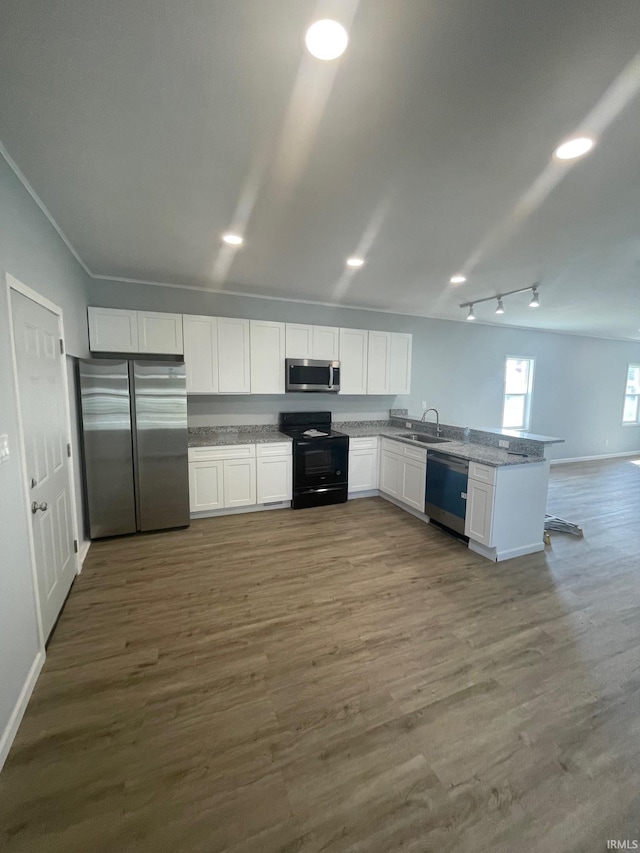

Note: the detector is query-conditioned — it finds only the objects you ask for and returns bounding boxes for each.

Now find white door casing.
[8,278,79,641]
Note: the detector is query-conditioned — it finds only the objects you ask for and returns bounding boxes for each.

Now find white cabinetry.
[88,307,139,352]
[379,438,426,511]
[250,320,285,394]
[217,318,251,394]
[367,331,391,394]
[348,437,378,495]
[189,445,257,512]
[389,332,412,394]
[339,328,368,395]
[183,315,218,393]
[137,311,183,354]
[256,443,292,503]
[285,324,339,360]
[464,459,549,561]
[88,307,183,354]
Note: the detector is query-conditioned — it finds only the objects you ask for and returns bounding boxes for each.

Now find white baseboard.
[551,450,640,465]
[191,501,291,520]
[468,539,545,562]
[77,540,91,572]
[0,649,45,772]
[348,489,379,500]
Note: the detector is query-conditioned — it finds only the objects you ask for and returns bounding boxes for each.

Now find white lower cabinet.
[348,437,379,494]
[189,460,224,512]
[223,458,257,507]
[464,479,495,546]
[189,442,293,514]
[379,438,427,512]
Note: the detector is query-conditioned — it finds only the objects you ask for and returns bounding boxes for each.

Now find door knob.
[31,501,48,514]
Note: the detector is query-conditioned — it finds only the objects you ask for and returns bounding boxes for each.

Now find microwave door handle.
[329,364,334,388]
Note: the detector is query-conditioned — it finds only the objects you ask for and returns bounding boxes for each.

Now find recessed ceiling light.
[346,257,364,268]
[222,233,243,246]
[305,19,348,61]
[450,275,466,284]
[553,136,594,160]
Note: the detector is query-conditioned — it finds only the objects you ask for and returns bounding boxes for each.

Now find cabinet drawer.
[349,436,379,450]
[469,461,497,485]
[402,443,427,463]
[256,441,292,458]
[188,443,256,462]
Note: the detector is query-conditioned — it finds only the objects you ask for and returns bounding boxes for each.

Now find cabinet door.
[223,458,257,507]
[183,315,218,393]
[257,456,292,503]
[218,317,251,393]
[137,311,184,354]
[313,326,340,360]
[88,307,138,352]
[379,449,401,497]
[367,331,391,394]
[250,320,285,394]
[348,448,378,492]
[286,323,313,358]
[389,333,412,395]
[400,458,426,511]
[189,460,224,511]
[339,328,368,395]
[464,479,495,545]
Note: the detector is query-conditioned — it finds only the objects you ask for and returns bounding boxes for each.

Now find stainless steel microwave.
[285,359,341,393]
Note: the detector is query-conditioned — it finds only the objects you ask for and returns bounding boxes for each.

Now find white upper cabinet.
[389,332,412,394]
[88,307,183,354]
[367,331,391,394]
[183,315,218,393]
[88,307,139,353]
[250,320,285,394]
[339,328,368,395]
[312,326,340,360]
[285,324,340,360]
[137,311,183,354]
[217,317,251,394]
[286,324,314,359]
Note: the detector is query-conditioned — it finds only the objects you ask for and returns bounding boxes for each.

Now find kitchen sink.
[404,433,450,444]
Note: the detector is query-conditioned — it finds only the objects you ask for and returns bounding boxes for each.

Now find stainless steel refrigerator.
[78,359,189,538]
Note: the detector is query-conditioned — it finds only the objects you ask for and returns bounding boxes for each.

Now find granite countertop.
[337,425,544,467]
[188,430,292,447]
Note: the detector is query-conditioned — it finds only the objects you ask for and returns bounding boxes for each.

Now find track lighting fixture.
[459,284,540,320]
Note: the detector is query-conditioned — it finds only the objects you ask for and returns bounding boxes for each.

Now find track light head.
[467,305,475,321]
[495,297,505,315]
[529,287,540,308]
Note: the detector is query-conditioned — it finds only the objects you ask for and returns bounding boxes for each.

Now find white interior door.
[11,290,77,640]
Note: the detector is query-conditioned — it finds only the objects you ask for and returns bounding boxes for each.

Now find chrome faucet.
[421,407,441,436]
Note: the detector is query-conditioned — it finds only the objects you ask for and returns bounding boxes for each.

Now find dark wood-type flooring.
[2,456,640,852]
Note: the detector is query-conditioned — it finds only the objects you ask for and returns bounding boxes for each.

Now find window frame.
[622,363,640,426]
[501,355,535,431]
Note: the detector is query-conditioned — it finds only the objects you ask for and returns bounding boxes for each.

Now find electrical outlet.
[499,439,509,449]
[421,401,427,410]
[0,434,9,464]
[405,421,412,428]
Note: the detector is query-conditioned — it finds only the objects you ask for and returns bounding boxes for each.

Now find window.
[622,364,640,425]
[502,357,535,430]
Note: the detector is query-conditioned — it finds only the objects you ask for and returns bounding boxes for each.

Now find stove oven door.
[294,438,348,491]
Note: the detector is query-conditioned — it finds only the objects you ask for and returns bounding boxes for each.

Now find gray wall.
[89,278,640,460]
[0,154,89,758]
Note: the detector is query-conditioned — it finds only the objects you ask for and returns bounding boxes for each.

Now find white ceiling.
[1,0,640,339]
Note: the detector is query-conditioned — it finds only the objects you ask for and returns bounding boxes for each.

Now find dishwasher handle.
[427,451,469,475]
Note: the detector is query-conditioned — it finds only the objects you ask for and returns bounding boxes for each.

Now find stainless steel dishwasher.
[425,451,469,537]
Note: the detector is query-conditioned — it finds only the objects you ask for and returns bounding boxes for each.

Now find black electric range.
[279,412,349,509]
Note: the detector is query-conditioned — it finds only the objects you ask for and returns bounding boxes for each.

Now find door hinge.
[74,539,78,553]
[59,338,65,355]
[67,442,72,458]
